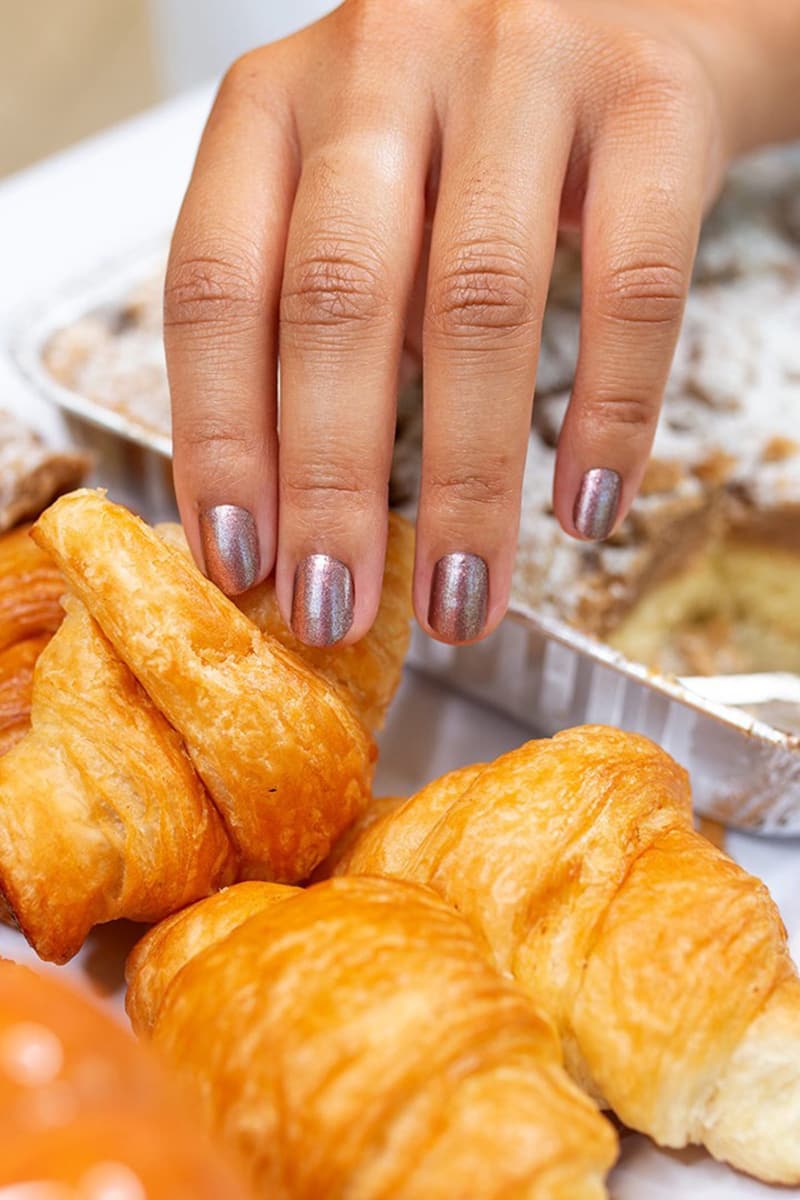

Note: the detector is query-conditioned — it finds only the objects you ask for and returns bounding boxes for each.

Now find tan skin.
[166,0,800,645]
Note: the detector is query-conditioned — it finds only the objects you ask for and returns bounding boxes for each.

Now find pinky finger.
[553,112,708,541]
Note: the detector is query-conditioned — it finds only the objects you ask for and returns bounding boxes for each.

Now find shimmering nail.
[199,505,260,595]
[428,553,489,644]
[292,555,354,647]
[573,469,622,541]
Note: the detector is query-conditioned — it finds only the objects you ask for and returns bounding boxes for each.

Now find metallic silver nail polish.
[292,555,354,647]
[199,505,260,595]
[573,469,622,541]
[428,553,489,644]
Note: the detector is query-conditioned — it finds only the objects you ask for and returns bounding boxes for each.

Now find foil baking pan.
[8,246,800,836]
[9,240,177,523]
[407,614,800,835]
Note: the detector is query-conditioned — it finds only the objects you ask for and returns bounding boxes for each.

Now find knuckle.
[176,416,265,460]
[165,249,263,335]
[218,49,268,106]
[581,394,655,434]
[281,244,392,334]
[426,466,516,512]
[608,32,705,117]
[599,258,686,328]
[282,459,383,510]
[427,241,537,340]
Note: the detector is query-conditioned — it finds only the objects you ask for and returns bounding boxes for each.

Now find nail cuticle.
[199,505,260,595]
[428,553,489,644]
[292,554,354,647]
[573,469,622,541]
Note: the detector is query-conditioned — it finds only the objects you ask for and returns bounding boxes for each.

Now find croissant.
[0,595,235,961]
[0,633,48,754]
[333,725,800,1185]
[0,523,64,652]
[126,875,617,1199]
[0,491,411,962]
[0,956,252,1196]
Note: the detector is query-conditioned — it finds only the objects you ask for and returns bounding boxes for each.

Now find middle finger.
[277,112,430,645]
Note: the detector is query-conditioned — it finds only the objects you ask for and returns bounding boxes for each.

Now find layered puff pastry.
[0,522,65,652]
[0,491,412,962]
[0,523,68,759]
[126,876,617,1200]
[332,725,800,1185]
[0,956,252,1197]
[0,597,235,961]
[0,633,48,755]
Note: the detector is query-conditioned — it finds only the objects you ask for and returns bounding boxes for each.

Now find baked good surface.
[333,724,800,1186]
[42,271,171,438]
[33,490,377,884]
[127,875,617,1199]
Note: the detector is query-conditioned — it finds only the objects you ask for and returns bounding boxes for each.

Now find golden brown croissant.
[0,956,252,1196]
[333,725,800,1185]
[0,523,65,652]
[0,491,410,961]
[0,632,48,754]
[32,490,376,883]
[126,876,617,1199]
[0,596,235,961]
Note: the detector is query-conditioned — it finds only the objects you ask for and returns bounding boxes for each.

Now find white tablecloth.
[0,88,797,1198]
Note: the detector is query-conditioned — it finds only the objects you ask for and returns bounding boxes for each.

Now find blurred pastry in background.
[0,956,252,1197]
[0,406,88,533]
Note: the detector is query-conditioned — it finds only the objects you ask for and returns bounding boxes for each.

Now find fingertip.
[413,551,508,646]
[276,538,386,649]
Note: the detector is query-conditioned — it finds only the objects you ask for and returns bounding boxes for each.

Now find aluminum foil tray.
[407,608,800,836]
[9,247,800,837]
[9,241,177,523]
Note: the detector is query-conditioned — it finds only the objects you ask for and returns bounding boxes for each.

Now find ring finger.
[417,72,574,643]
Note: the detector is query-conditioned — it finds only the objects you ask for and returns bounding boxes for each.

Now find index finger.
[166,50,297,592]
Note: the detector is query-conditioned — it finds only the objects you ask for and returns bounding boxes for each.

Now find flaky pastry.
[0,597,235,961]
[157,510,414,735]
[334,725,800,1185]
[127,876,616,1199]
[0,522,65,652]
[31,490,376,883]
[0,633,48,754]
[0,491,412,960]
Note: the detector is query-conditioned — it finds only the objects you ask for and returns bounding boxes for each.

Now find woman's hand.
[166,0,798,646]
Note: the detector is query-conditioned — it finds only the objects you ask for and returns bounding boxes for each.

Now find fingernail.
[292,555,354,647]
[428,553,489,644]
[573,468,622,540]
[199,505,260,594]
